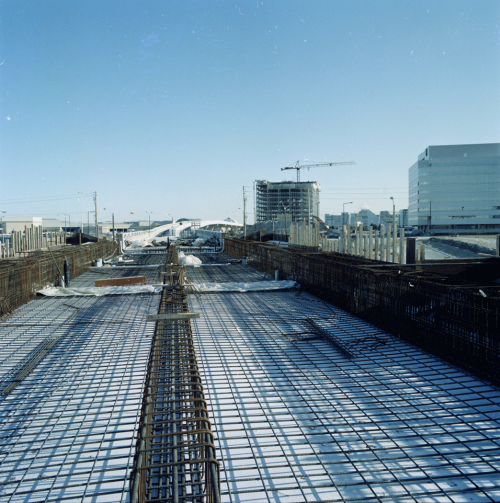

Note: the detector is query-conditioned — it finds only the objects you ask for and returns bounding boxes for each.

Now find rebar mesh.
[0,241,118,317]
[224,239,500,385]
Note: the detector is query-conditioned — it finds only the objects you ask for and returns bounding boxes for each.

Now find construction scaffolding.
[224,238,500,385]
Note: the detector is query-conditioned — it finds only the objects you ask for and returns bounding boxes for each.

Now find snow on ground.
[418,235,497,259]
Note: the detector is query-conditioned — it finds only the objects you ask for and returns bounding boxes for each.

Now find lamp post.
[390,196,396,263]
[146,212,152,235]
[104,208,115,241]
[343,202,353,228]
[390,196,396,236]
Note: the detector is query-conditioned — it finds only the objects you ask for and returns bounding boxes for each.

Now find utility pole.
[243,187,247,239]
[94,192,99,240]
[104,208,115,242]
[253,182,256,229]
[391,197,396,263]
[78,191,84,245]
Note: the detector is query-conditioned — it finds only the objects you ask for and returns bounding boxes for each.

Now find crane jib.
[281,161,356,182]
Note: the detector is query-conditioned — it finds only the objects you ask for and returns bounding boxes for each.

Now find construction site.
[0,232,500,503]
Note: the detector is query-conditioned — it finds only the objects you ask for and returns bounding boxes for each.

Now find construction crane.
[282,161,356,182]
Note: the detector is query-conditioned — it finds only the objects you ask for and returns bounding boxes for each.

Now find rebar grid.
[185,264,263,285]
[224,239,500,385]
[0,241,118,317]
[0,291,159,502]
[190,289,500,503]
[132,246,220,503]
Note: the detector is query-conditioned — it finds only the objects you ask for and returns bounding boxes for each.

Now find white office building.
[357,209,379,230]
[409,143,500,235]
[0,217,62,233]
[379,211,396,229]
[255,180,320,223]
[324,214,345,228]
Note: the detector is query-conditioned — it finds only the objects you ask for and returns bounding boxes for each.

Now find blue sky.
[1,0,499,225]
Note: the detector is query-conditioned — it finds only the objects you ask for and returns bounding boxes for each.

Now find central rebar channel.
[131,246,220,503]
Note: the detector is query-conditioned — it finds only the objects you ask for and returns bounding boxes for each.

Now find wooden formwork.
[225,238,500,385]
[0,241,118,317]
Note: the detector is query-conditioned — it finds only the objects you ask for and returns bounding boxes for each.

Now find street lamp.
[390,196,396,232]
[104,208,115,241]
[343,202,353,228]
[146,211,153,234]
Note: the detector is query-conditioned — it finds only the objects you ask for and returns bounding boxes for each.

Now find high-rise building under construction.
[255,180,320,223]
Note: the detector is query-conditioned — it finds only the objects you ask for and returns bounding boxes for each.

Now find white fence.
[322,224,406,264]
[2,228,67,258]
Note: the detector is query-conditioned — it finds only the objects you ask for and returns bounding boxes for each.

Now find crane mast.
[282,161,356,182]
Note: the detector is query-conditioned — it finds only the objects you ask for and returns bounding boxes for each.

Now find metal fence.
[224,238,500,385]
[0,241,118,317]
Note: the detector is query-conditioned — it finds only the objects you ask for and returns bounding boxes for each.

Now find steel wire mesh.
[224,238,500,385]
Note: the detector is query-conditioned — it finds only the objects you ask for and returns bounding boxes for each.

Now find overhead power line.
[0,193,94,205]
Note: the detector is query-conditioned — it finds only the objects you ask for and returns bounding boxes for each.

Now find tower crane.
[282,161,356,182]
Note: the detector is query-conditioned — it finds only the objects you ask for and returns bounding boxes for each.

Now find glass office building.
[409,143,500,235]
